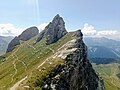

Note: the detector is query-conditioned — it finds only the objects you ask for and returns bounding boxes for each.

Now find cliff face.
[45,14,67,44]
[18,27,39,41]
[6,27,39,53]
[36,14,67,44]
[6,36,20,53]
[42,30,104,90]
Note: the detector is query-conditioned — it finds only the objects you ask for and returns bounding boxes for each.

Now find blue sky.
[0,0,120,40]
[0,0,120,30]
[39,0,120,30]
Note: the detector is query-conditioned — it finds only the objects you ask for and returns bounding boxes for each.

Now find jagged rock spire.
[45,14,67,44]
[36,14,68,44]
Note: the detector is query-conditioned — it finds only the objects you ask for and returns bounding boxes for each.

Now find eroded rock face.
[18,27,39,41]
[6,37,20,53]
[42,31,104,90]
[6,27,39,53]
[35,30,46,43]
[45,14,67,44]
[36,14,68,44]
[73,29,83,38]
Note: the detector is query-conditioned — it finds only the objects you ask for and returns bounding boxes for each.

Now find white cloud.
[96,30,118,36]
[81,23,120,40]
[0,23,24,36]
[81,23,97,36]
[0,23,119,40]
[38,23,48,32]
[96,30,120,40]
[0,23,48,36]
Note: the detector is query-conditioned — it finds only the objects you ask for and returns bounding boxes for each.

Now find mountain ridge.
[0,14,104,90]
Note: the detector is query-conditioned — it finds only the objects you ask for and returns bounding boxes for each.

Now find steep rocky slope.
[0,15,104,90]
[42,30,104,90]
[36,14,67,44]
[6,36,20,53]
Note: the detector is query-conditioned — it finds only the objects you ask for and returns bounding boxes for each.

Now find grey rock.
[73,29,83,38]
[18,26,39,41]
[6,37,20,53]
[42,32,104,90]
[6,27,39,53]
[36,14,68,44]
[46,14,67,44]
[35,30,46,43]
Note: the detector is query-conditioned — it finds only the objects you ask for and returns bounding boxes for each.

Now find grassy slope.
[1,32,119,90]
[92,63,120,90]
[0,32,76,90]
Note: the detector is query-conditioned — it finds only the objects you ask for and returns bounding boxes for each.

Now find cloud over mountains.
[0,23,48,36]
[81,23,120,40]
[0,23,119,40]
[0,23,24,36]
[82,23,97,36]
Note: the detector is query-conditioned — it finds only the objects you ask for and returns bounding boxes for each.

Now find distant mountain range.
[0,36,13,55]
[84,37,120,59]
[88,46,118,58]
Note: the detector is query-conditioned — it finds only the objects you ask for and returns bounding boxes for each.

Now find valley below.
[92,60,120,90]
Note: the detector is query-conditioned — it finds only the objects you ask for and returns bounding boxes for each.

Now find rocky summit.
[36,14,68,44]
[42,30,104,90]
[1,15,104,90]
[6,26,39,53]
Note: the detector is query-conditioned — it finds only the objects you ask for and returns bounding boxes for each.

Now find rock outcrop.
[6,37,20,53]
[36,14,67,44]
[42,30,104,90]
[19,27,39,41]
[6,27,39,53]
[35,30,46,43]
[73,29,83,38]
